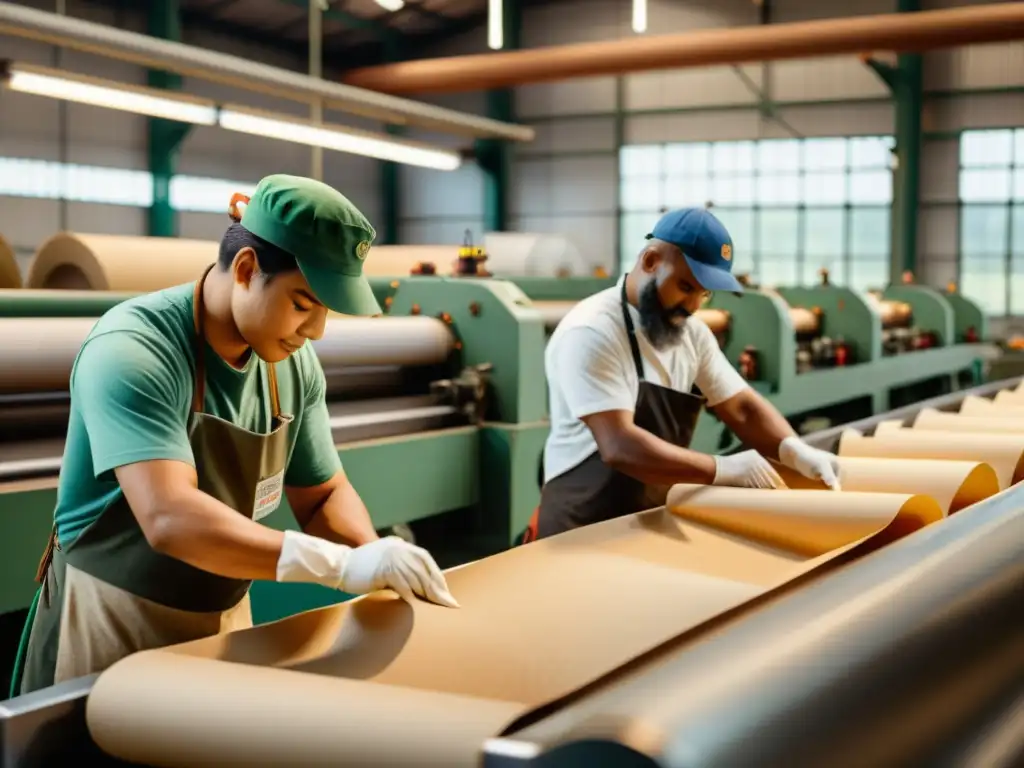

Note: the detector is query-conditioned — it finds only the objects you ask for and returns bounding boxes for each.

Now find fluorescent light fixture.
[374,0,405,10]
[0,61,464,171]
[219,106,462,171]
[1,62,218,125]
[632,0,647,33]
[488,0,503,50]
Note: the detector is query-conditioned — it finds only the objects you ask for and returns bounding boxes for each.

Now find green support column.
[147,0,192,238]
[476,0,520,233]
[894,0,923,280]
[863,0,923,282]
[379,33,401,245]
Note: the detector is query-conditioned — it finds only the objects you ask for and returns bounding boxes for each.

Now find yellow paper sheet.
[839,428,1024,489]
[913,408,1024,436]
[773,456,997,514]
[87,482,949,768]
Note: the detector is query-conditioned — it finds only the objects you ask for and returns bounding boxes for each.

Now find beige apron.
[13,265,294,695]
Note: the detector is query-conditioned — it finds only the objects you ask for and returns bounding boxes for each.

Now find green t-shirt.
[55,281,342,546]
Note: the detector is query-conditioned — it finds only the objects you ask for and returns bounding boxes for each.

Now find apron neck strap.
[620,278,647,381]
[191,264,282,419]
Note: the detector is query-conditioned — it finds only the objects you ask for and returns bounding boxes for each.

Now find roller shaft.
[534,300,732,335]
[0,316,455,394]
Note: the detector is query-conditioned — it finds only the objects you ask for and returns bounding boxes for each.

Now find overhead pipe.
[342,2,1024,94]
[0,1,533,141]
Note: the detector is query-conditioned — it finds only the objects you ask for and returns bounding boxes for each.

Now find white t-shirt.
[543,279,749,483]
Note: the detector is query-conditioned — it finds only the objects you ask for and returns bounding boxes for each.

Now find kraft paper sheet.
[772,456,997,514]
[26,233,218,292]
[839,428,1024,489]
[0,233,20,289]
[87,481,953,768]
[959,395,1024,418]
[993,390,1024,407]
[913,408,1024,436]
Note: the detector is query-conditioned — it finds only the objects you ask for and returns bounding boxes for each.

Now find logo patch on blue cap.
[722,244,732,262]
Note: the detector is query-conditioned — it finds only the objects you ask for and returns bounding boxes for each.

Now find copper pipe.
[343,3,1024,94]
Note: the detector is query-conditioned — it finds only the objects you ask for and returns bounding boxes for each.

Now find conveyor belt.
[0,395,461,483]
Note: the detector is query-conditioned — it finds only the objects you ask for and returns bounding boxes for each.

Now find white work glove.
[778,435,842,491]
[276,530,459,608]
[712,449,786,489]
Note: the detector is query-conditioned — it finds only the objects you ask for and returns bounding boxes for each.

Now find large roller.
[533,300,732,334]
[26,233,219,291]
[0,232,20,289]
[25,233,466,290]
[0,315,455,395]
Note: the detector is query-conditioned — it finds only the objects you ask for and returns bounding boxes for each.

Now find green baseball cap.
[240,174,381,316]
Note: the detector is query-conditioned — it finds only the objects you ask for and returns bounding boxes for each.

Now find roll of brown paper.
[913,408,1024,436]
[87,483,945,768]
[838,428,1024,489]
[773,456,997,515]
[362,244,459,276]
[26,233,218,292]
[0,233,21,289]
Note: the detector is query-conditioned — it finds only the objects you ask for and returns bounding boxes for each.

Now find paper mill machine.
[1,377,1021,768]
[0,273,552,670]
[532,268,993,455]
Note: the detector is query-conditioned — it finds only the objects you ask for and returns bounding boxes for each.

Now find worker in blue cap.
[524,207,842,541]
[13,174,458,697]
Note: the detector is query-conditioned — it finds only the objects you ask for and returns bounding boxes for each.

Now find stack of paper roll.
[22,233,462,293]
[83,383,1024,768]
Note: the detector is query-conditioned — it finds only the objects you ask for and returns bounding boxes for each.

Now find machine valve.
[430,363,494,424]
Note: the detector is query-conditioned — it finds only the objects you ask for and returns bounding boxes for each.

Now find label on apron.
[253,470,285,521]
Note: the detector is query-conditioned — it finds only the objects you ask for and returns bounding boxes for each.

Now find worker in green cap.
[12,174,458,697]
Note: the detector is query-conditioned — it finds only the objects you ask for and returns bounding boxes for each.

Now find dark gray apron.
[12,265,294,696]
[526,280,705,541]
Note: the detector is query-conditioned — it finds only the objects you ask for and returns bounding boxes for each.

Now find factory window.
[169,175,257,214]
[0,157,153,207]
[618,136,895,292]
[958,128,1024,317]
[0,156,258,216]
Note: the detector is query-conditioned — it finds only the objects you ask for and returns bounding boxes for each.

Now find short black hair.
[218,222,298,278]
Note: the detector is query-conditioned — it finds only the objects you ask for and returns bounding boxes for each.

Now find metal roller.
[533,300,732,335]
[789,306,821,334]
[879,299,913,328]
[0,315,455,395]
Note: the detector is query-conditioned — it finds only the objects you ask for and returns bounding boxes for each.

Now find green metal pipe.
[147,0,191,238]
[0,290,137,318]
[892,0,923,280]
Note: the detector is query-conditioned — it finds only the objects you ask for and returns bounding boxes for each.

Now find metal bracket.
[430,363,493,424]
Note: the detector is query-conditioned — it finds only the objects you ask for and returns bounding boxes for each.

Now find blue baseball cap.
[646,208,742,293]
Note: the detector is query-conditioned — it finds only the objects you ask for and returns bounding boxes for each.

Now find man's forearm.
[604,425,717,485]
[150,487,285,581]
[715,390,796,458]
[302,478,380,547]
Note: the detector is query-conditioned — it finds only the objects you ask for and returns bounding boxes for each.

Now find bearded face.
[637,274,692,350]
